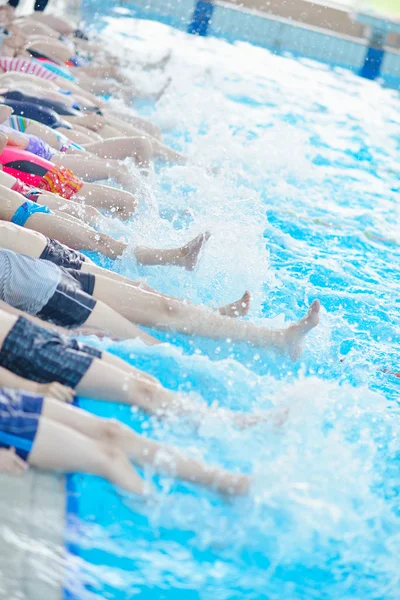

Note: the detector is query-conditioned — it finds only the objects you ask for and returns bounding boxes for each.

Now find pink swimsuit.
[0,147,83,198]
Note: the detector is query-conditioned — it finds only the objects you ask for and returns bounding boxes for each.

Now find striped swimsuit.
[0,57,58,81]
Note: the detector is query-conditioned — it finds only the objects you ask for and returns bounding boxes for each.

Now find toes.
[309,299,320,314]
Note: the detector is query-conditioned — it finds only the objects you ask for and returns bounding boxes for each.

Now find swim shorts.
[0,316,102,388]
[39,237,86,270]
[0,387,43,460]
[37,268,96,328]
[38,164,83,199]
[11,200,51,228]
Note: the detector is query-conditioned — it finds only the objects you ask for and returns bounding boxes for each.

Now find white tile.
[0,471,65,600]
[24,579,62,600]
[0,578,25,599]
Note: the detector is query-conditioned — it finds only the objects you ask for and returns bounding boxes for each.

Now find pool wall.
[83,0,400,86]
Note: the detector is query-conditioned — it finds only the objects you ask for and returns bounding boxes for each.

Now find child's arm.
[0,365,74,402]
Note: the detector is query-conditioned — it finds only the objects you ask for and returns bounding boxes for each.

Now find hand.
[0,448,28,475]
[35,382,75,403]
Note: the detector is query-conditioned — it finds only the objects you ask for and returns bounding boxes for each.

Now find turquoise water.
[65,13,399,600]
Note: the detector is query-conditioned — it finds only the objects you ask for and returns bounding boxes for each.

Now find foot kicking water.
[178,232,211,271]
[218,291,251,318]
[278,299,321,360]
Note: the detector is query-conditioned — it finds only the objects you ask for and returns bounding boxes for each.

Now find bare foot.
[179,232,211,271]
[146,51,172,70]
[155,77,172,101]
[218,291,251,318]
[281,299,321,361]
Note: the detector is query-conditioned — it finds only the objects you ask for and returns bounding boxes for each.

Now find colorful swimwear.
[25,135,56,161]
[0,387,43,461]
[53,132,84,153]
[3,115,30,133]
[66,55,88,68]
[34,59,76,82]
[4,116,83,152]
[0,57,57,81]
[39,165,83,199]
[11,200,51,228]
[11,179,43,200]
[0,146,83,198]
[26,49,58,64]
[0,146,52,187]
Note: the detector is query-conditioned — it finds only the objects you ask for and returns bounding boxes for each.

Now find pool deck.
[0,470,65,599]
[0,0,80,595]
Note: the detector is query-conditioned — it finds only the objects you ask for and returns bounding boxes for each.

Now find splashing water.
[65,13,400,600]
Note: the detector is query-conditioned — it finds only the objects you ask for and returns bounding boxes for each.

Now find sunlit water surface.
[63,14,399,600]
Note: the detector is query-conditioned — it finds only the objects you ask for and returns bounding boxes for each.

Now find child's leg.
[134,232,210,270]
[83,299,161,345]
[42,399,250,496]
[28,416,147,494]
[38,192,103,227]
[92,273,251,332]
[84,136,153,166]
[78,354,286,430]
[26,212,127,258]
[84,263,251,318]
[77,182,139,219]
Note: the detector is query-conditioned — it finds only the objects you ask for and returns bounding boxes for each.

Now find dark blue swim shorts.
[0,387,43,460]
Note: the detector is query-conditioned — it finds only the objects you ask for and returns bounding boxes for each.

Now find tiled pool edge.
[0,470,65,600]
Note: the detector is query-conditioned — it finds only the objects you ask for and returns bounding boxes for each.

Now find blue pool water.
[64,11,399,600]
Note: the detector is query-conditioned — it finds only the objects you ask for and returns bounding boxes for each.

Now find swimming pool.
[64,10,399,600]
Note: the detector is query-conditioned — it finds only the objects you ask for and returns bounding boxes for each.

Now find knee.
[159,297,179,319]
[144,122,161,139]
[85,204,102,221]
[98,418,124,444]
[135,137,153,164]
[136,377,165,410]
[118,192,139,219]
[97,439,125,471]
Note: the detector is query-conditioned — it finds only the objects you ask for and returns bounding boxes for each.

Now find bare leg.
[85,262,250,318]
[84,136,153,167]
[150,137,187,164]
[78,75,134,102]
[76,354,292,430]
[52,153,144,185]
[76,183,139,219]
[92,276,318,351]
[104,109,161,138]
[59,127,102,144]
[83,299,161,345]
[26,212,127,258]
[92,275,252,335]
[102,117,187,164]
[42,399,250,496]
[28,416,147,494]
[38,193,104,228]
[27,214,209,268]
[134,232,210,270]
[218,291,251,318]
